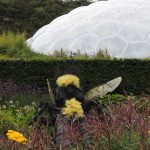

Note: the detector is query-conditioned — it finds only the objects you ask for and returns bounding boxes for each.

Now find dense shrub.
[0,59,149,94]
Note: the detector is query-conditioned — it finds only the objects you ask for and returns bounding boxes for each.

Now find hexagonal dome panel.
[96,35,127,57]
[123,42,150,58]
[119,24,150,42]
[27,0,150,58]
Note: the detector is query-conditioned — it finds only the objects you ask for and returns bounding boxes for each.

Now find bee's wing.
[85,77,122,101]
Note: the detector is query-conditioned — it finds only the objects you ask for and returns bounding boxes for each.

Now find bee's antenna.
[47,79,56,105]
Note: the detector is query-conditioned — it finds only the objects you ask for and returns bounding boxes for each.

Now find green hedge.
[0,59,150,94]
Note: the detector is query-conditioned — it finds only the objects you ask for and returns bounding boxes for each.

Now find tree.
[0,0,91,37]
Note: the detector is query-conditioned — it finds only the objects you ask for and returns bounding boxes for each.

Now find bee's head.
[54,66,84,108]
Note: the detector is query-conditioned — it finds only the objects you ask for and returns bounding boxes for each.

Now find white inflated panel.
[27,0,150,58]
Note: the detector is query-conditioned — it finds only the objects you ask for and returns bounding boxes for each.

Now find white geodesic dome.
[27,0,150,58]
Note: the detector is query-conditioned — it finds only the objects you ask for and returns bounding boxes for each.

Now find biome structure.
[27,0,150,58]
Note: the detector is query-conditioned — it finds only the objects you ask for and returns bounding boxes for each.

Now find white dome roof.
[27,0,150,58]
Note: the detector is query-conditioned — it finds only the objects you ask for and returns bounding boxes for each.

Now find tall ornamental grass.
[0,31,36,58]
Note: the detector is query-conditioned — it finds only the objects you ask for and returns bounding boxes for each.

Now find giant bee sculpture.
[29,65,122,148]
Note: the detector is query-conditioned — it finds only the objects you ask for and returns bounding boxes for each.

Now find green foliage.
[0,31,112,59]
[98,94,125,105]
[1,95,150,149]
[0,31,32,58]
[0,0,91,38]
[52,49,110,59]
[0,31,26,50]
[0,59,149,94]
[0,31,53,59]
[0,100,35,131]
[52,49,68,58]
[126,94,150,113]
[95,49,111,59]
